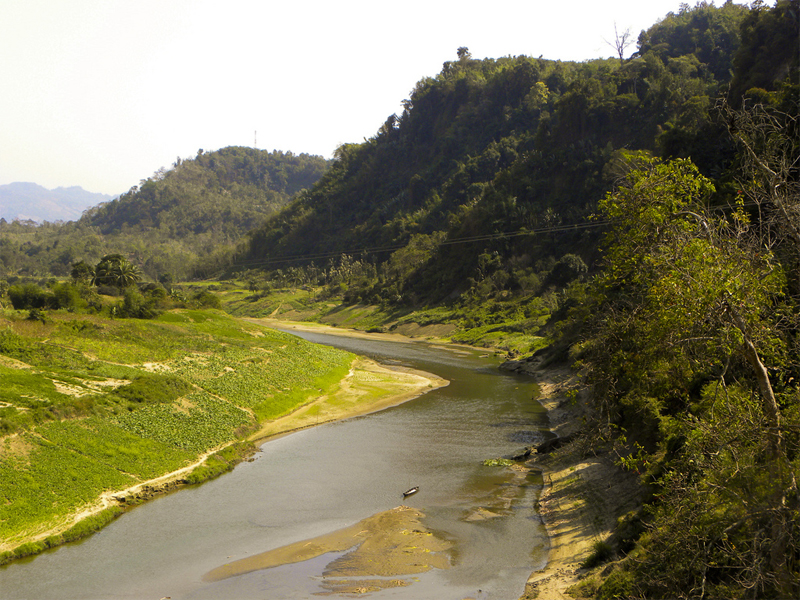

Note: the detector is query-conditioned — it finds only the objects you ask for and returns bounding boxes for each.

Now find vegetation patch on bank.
[0,308,354,561]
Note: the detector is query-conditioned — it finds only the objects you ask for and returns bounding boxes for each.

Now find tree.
[92,254,141,293]
[605,22,633,65]
[70,260,95,284]
[589,156,799,597]
[723,100,800,282]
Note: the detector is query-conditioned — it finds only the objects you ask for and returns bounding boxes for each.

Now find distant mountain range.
[0,182,114,223]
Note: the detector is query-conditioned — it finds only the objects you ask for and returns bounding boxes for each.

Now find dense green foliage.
[233,3,798,596]
[240,1,760,301]
[1,2,798,594]
[0,147,329,281]
[232,2,799,366]
[575,147,799,597]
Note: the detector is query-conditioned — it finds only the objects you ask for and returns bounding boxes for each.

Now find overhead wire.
[228,218,612,270]
[227,198,763,271]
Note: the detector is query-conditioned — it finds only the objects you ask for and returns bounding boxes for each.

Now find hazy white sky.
[2,0,700,196]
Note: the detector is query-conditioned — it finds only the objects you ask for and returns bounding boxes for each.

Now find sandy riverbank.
[262,319,640,599]
[263,318,641,599]
[204,504,454,595]
[249,356,447,443]
[509,363,642,600]
[249,317,452,443]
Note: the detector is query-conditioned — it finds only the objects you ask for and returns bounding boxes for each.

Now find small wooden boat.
[402,486,419,498]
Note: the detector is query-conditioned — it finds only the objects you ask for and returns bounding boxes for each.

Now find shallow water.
[0,331,551,600]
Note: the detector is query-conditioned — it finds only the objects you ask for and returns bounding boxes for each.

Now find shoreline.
[248,356,447,444]
[510,362,642,600]
[1,329,446,562]
[266,318,634,599]
[4,315,630,595]
[262,318,630,599]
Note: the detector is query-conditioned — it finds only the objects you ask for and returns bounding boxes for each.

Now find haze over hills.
[0,182,113,223]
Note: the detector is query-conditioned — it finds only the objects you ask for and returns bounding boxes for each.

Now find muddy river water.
[0,330,552,599]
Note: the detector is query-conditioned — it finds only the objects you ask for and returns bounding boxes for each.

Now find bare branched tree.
[605,22,634,65]
[721,100,800,258]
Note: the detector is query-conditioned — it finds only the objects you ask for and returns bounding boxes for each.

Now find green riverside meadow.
[0,308,353,562]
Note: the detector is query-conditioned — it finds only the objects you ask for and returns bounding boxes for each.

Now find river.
[0,330,551,600]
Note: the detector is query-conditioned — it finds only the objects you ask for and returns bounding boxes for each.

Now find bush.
[51,282,89,311]
[581,540,613,569]
[112,373,194,406]
[117,288,160,319]
[190,290,221,309]
[597,567,636,599]
[8,283,53,310]
[96,284,122,296]
[26,308,47,323]
[547,253,588,286]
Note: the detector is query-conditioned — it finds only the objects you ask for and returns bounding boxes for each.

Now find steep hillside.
[231,4,800,597]
[84,147,327,239]
[239,2,761,306]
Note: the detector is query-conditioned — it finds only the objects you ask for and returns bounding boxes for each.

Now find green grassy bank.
[212,279,552,356]
[0,308,353,563]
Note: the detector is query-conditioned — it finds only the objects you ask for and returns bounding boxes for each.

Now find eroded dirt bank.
[503,361,642,600]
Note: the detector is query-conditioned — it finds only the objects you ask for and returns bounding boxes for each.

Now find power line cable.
[229,219,612,270]
[227,199,763,271]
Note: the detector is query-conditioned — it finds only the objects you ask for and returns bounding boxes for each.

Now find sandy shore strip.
[514,365,642,600]
[253,317,430,344]
[249,356,447,443]
[264,319,626,599]
[204,504,453,594]
[246,318,458,443]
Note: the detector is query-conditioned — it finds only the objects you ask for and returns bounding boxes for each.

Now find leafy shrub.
[581,540,613,569]
[117,288,160,319]
[190,290,221,309]
[51,282,87,311]
[26,308,47,323]
[596,567,636,599]
[0,328,32,360]
[96,284,120,296]
[548,253,588,286]
[8,283,53,310]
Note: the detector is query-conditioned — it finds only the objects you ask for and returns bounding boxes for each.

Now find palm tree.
[115,260,141,289]
[93,254,141,294]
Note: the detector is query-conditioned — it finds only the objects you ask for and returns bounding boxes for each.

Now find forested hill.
[83,147,329,241]
[239,1,797,305]
[230,6,800,596]
[0,147,329,280]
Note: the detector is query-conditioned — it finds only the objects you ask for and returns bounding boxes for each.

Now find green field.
[0,308,353,559]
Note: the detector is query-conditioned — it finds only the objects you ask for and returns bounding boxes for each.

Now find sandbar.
[204,505,453,592]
